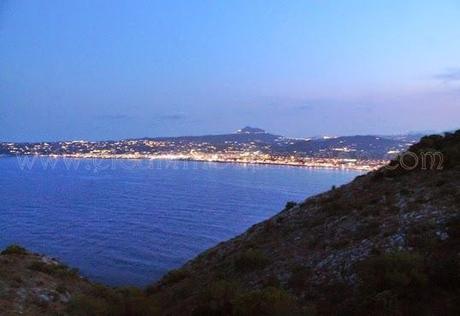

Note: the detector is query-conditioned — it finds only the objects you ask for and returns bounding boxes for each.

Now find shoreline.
[2,153,385,172]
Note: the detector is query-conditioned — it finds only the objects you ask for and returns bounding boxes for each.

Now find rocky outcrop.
[0,246,92,315]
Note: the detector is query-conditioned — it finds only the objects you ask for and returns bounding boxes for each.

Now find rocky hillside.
[148,130,460,315]
[1,130,459,315]
[0,245,96,315]
[0,245,158,315]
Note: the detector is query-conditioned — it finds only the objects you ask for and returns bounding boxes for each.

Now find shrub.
[233,287,301,316]
[56,284,68,294]
[354,221,380,240]
[117,287,161,316]
[160,268,190,286]
[234,248,270,272]
[262,274,281,288]
[67,294,113,316]
[406,223,438,251]
[429,256,460,291]
[446,216,460,239]
[288,265,311,292]
[323,201,342,216]
[193,279,240,314]
[358,251,427,296]
[284,201,297,210]
[400,188,411,196]
[67,284,151,316]
[434,179,446,187]
[331,238,350,249]
[1,244,27,255]
[28,261,79,278]
[356,251,428,314]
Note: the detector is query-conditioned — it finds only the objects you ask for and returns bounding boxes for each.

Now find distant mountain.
[148,127,281,145]
[236,126,267,134]
[274,135,415,159]
[0,127,420,161]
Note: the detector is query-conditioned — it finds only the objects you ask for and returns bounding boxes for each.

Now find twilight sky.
[1,0,459,141]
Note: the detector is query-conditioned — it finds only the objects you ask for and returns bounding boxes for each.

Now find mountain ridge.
[0,128,420,162]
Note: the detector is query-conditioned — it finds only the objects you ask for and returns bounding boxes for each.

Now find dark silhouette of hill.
[274,135,408,159]
[0,127,420,160]
[148,127,281,145]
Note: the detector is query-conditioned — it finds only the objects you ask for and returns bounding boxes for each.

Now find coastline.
[3,153,385,172]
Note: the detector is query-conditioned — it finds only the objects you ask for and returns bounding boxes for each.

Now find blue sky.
[1,0,459,141]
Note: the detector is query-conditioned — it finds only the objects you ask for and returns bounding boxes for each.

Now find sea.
[0,156,361,286]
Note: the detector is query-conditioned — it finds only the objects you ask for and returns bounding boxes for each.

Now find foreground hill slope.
[149,130,460,315]
[0,130,459,315]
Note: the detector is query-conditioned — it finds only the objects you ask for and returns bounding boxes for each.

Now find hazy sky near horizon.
[1,0,459,141]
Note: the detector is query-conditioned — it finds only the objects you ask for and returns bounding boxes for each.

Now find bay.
[0,157,360,286]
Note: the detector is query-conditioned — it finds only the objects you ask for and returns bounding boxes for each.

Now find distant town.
[0,127,420,171]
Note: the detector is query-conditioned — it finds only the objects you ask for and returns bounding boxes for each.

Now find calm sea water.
[0,156,360,286]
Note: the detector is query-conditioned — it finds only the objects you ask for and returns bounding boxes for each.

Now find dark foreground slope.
[1,131,459,315]
[0,246,162,316]
[148,131,460,315]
